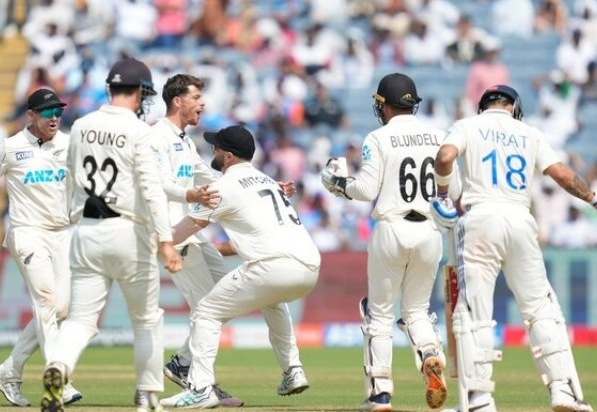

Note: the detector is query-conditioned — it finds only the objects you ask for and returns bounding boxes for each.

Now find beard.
[211,157,223,171]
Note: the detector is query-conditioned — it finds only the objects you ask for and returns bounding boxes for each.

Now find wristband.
[435,169,454,186]
[592,193,597,208]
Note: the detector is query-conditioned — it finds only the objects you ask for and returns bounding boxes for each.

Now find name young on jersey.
[80,129,127,148]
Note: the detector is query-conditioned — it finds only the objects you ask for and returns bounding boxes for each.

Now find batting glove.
[321,157,353,199]
[430,192,458,229]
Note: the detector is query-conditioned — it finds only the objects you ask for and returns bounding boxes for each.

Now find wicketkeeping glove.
[321,157,354,199]
[430,194,458,229]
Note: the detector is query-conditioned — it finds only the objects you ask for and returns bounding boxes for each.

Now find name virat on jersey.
[390,133,441,148]
[80,129,127,148]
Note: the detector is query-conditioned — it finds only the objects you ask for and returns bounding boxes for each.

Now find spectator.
[531,176,572,246]
[580,60,597,106]
[534,0,569,34]
[555,28,597,85]
[152,0,187,49]
[445,15,487,64]
[112,0,158,54]
[303,82,348,130]
[490,0,534,38]
[550,204,597,247]
[403,17,445,66]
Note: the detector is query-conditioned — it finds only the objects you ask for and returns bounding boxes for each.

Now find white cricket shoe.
[277,366,309,396]
[550,382,593,412]
[423,352,447,409]
[160,386,219,409]
[360,392,393,412]
[0,378,30,407]
[135,389,168,412]
[441,394,497,412]
[62,382,83,405]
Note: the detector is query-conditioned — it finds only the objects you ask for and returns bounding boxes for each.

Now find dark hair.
[108,84,141,96]
[162,74,205,110]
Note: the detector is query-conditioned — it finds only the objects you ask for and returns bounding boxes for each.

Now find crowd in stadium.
[1,0,597,250]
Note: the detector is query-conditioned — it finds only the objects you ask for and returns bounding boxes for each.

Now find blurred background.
[0,0,596,348]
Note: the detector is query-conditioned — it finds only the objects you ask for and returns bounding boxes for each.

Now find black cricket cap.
[27,88,67,111]
[373,73,422,108]
[204,125,256,160]
[106,57,157,95]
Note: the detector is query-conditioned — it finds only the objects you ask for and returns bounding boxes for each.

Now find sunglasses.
[37,107,64,119]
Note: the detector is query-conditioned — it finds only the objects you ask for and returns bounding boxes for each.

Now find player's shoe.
[160,386,219,409]
[550,381,593,412]
[163,354,189,388]
[41,363,66,412]
[0,378,31,407]
[135,389,168,412]
[62,382,82,405]
[212,384,244,407]
[423,352,448,409]
[441,396,497,412]
[360,392,393,412]
[277,366,309,396]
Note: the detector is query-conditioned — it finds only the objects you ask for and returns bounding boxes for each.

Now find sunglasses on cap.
[36,107,64,119]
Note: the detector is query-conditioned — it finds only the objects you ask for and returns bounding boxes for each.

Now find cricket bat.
[443,228,459,378]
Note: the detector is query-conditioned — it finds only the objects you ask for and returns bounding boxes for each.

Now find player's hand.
[278,180,296,198]
[187,184,220,208]
[321,157,353,199]
[592,193,597,211]
[159,242,183,273]
[430,195,458,229]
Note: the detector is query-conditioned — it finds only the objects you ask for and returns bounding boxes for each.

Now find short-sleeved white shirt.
[1,128,70,229]
[68,105,172,241]
[444,109,561,210]
[190,162,320,267]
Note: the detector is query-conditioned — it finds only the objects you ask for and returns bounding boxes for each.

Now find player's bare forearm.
[562,175,594,202]
[214,241,236,256]
[546,163,594,203]
[435,145,458,176]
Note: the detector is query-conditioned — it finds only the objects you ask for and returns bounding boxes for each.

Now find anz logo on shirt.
[176,164,193,178]
[23,168,66,185]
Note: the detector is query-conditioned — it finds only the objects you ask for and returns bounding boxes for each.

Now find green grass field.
[0,346,595,412]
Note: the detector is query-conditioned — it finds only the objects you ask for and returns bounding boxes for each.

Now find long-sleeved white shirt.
[1,128,70,230]
[68,105,172,242]
[152,118,215,246]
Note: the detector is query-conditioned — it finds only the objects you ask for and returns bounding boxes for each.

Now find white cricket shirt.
[1,128,70,229]
[443,109,561,210]
[152,118,215,246]
[345,115,445,221]
[68,105,172,242]
[190,162,320,267]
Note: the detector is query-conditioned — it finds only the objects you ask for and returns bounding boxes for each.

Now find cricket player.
[41,58,182,412]
[321,73,454,411]
[152,73,243,407]
[432,85,595,412]
[0,89,81,407]
[159,125,320,409]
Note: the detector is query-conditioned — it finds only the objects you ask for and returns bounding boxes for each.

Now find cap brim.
[204,131,219,145]
[30,102,67,111]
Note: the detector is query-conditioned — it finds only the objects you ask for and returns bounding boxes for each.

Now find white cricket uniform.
[185,162,320,389]
[345,115,445,397]
[50,105,172,392]
[152,118,228,361]
[0,129,71,381]
[443,108,566,393]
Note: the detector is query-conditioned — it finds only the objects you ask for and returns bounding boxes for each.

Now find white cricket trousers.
[187,257,319,389]
[365,219,442,395]
[49,217,165,392]
[170,242,228,361]
[3,226,71,379]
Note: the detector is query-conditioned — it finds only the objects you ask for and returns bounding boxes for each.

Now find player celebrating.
[432,85,595,412]
[0,89,82,407]
[159,125,320,409]
[321,73,453,411]
[40,58,181,412]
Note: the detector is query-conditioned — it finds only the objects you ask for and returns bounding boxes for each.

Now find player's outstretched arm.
[545,162,597,208]
[186,184,220,208]
[172,215,209,244]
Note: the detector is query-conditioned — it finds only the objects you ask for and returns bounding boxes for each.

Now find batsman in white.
[321,73,458,412]
[159,125,320,409]
[152,73,243,407]
[40,58,182,412]
[432,84,596,412]
[0,89,81,407]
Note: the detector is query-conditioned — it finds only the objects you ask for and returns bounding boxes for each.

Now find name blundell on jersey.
[80,129,127,148]
[390,133,441,148]
[238,175,276,189]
